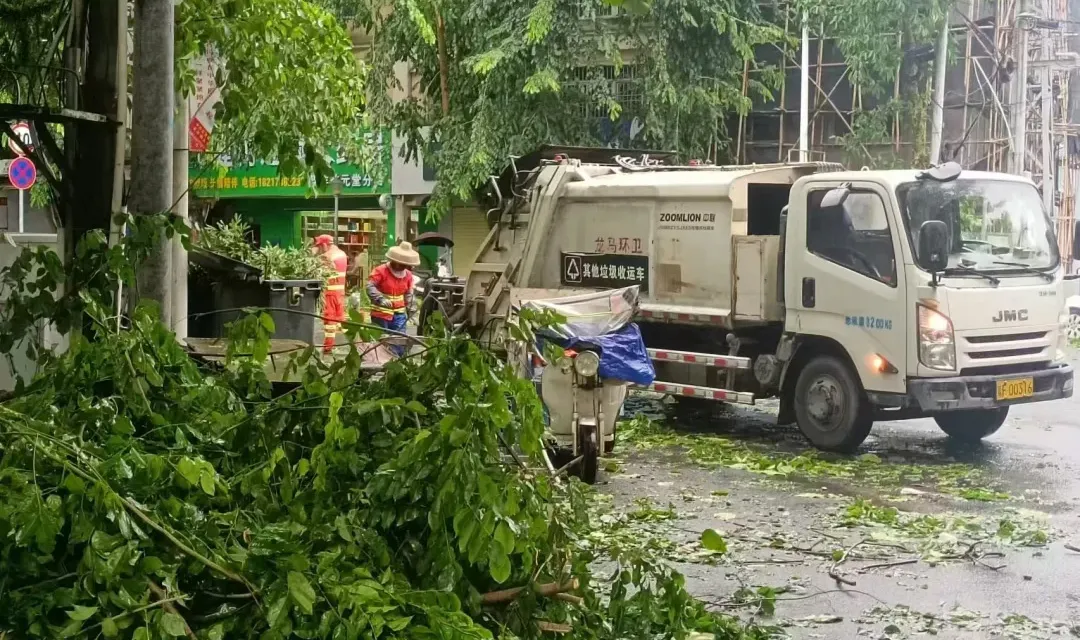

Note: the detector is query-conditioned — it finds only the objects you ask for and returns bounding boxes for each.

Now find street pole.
[1012,4,1031,175]
[129,0,175,323]
[111,0,128,228]
[172,92,189,339]
[1040,18,1054,219]
[929,17,949,165]
[332,177,343,244]
[799,13,809,162]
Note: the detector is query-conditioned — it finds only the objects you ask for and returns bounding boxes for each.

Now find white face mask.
[391,267,407,279]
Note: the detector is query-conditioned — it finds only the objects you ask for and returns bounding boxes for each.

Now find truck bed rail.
[644,381,755,405]
[648,348,750,370]
[646,347,756,404]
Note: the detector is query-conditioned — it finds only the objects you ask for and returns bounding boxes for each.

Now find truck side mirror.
[820,186,849,209]
[918,220,950,272]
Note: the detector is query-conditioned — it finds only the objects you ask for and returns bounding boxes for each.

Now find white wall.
[0,233,67,391]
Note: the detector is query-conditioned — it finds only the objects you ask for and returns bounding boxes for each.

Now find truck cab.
[782,165,1072,449]
[444,148,1073,452]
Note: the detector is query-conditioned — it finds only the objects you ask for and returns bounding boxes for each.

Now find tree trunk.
[435,9,450,116]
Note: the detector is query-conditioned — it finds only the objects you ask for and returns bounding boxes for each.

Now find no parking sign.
[8,156,36,190]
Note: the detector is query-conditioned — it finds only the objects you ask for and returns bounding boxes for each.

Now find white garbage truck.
[430,147,1074,454]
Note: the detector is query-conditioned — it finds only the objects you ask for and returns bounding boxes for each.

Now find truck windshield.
[896,179,1058,273]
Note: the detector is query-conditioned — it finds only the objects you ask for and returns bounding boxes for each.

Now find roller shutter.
[450,207,490,277]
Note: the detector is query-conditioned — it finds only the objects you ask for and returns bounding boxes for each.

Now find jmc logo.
[992,309,1029,323]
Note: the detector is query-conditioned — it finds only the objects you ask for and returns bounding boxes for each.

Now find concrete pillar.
[129,0,174,323]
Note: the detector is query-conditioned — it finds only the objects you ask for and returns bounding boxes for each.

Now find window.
[568,65,643,120]
[571,0,621,20]
[806,189,896,286]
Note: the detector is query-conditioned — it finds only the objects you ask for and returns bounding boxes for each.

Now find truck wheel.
[934,408,1008,443]
[793,356,873,453]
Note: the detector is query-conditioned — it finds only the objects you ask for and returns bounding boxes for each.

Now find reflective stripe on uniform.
[326,284,346,291]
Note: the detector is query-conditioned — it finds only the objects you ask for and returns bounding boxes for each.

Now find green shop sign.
[190,129,391,198]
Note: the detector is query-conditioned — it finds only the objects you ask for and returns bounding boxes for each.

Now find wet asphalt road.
[605,362,1080,638]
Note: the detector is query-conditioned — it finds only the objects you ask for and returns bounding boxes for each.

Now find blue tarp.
[545,323,655,387]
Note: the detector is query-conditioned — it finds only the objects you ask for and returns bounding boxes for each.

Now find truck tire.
[934,408,1008,443]
[793,355,873,453]
[578,422,599,484]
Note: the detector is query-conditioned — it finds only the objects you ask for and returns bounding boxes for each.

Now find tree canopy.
[0,0,365,187]
[325,0,950,218]
[179,0,366,183]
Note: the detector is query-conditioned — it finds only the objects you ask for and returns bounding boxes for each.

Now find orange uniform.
[315,235,348,353]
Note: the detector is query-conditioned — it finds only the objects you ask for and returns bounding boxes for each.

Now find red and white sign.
[188,47,223,153]
[7,121,33,156]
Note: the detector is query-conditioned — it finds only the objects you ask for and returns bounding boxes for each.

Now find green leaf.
[161,612,188,637]
[388,617,412,631]
[288,571,317,615]
[177,458,200,486]
[477,474,499,504]
[494,521,515,555]
[523,68,561,95]
[199,471,216,496]
[67,605,98,621]
[259,312,276,335]
[488,546,512,584]
[102,618,119,638]
[700,528,728,553]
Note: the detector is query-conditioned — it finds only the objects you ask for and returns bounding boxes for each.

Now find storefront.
[190,129,395,285]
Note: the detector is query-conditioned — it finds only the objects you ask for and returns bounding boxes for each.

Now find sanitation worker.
[367,241,420,355]
[313,234,348,354]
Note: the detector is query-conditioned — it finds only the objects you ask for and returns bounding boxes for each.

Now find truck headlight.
[918,304,956,371]
[574,350,601,378]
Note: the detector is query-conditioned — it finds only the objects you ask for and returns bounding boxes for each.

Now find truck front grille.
[967,347,1045,360]
[965,331,1047,344]
[959,361,1052,377]
[959,330,1052,373]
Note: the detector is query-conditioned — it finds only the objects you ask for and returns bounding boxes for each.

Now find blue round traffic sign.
[8,156,36,190]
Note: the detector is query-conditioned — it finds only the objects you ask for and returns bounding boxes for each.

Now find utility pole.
[1040,11,1054,219]
[129,0,175,324]
[929,16,949,165]
[1012,3,1032,175]
[172,93,189,339]
[799,12,809,162]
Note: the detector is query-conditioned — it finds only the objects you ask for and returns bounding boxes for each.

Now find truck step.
[648,348,751,370]
[645,381,756,405]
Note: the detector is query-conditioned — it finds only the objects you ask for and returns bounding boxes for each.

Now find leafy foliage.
[195,216,334,281]
[177,0,366,184]
[793,0,950,96]
[0,218,773,639]
[341,0,781,218]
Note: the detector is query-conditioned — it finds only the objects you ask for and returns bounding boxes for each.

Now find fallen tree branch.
[537,621,572,634]
[1065,543,1080,553]
[553,592,584,606]
[553,456,584,478]
[481,579,580,605]
[860,558,918,571]
[828,539,866,587]
[148,581,198,640]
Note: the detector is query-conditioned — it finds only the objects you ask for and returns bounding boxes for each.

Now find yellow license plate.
[996,378,1034,401]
